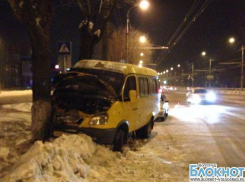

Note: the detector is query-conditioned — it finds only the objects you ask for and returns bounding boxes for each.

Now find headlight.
[206,92,216,102]
[193,95,201,104]
[89,114,108,125]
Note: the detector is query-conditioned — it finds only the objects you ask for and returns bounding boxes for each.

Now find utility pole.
[219,45,244,91]
[241,45,244,91]
[209,57,212,88]
[182,69,184,86]
[192,63,194,87]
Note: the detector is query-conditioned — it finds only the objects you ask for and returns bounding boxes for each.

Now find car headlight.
[89,114,108,125]
[206,92,216,102]
[193,95,201,103]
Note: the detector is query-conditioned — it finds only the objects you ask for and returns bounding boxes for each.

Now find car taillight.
[158,89,164,94]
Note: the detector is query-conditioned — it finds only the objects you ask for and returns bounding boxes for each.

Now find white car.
[187,88,216,104]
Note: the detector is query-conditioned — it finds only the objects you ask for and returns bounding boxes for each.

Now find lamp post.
[229,37,244,91]
[126,0,149,63]
[201,52,213,87]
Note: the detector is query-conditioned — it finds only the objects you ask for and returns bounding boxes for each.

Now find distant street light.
[229,37,244,91]
[166,70,169,73]
[178,64,180,67]
[139,0,150,11]
[139,36,146,43]
[140,52,144,57]
[126,0,149,63]
[229,37,235,44]
[202,51,206,56]
[139,60,143,64]
[171,67,173,70]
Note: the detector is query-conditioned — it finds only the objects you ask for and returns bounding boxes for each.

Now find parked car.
[49,60,169,151]
[187,88,216,104]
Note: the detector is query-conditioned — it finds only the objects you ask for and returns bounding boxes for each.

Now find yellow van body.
[51,60,163,146]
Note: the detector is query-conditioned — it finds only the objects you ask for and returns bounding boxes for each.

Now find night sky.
[0,0,245,79]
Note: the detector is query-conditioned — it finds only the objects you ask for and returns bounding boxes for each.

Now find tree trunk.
[7,0,53,141]
[30,33,52,141]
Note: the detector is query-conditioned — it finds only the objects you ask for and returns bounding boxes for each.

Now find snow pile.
[0,90,32,98]
[2,134,95,182]
[1,133,182,182]
[1,103,32,112]
[0,104,32,178]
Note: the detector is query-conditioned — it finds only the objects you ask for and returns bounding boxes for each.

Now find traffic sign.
[57,41,71,55]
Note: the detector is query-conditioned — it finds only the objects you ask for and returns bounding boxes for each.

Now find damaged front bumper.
[50,123,117,145]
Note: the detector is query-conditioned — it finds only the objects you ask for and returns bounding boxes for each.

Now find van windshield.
[71,68,124,95]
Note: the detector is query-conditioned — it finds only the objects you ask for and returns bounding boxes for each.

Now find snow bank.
[1,133,181,182]
[2,134,95,182]
[0,90,32,97]
[1,103,32,112]
[0,103,32,178]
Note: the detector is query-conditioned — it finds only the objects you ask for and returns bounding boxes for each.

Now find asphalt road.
[156,91,245,168]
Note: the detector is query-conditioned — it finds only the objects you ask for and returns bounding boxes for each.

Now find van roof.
[73,60,157,76]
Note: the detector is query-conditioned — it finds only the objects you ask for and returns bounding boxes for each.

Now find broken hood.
[52,72,118,114]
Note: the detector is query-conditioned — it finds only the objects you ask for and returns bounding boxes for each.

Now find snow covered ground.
[0,103,186,182]
[0,90,32,97]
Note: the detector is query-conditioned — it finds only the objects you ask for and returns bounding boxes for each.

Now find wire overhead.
[167,0,200,47]
[154,0,213,68]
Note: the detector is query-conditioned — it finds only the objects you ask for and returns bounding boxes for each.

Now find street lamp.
[171,67,173,70]
[229,37,235,44]
[229,37,244,91]
[139,36,146,43]
[202,52,213,87]
[126,0,149,63]
[178,64,180,68]
[140,52,144,57]
[139,0,150,10]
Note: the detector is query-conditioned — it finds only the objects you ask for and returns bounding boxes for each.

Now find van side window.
[123,76,136,101]
[150,78,157,94]
[144,78,149,96]
[139,77,149,97]
[157,79,160,92]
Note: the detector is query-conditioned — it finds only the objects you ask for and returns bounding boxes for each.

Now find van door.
[137,76,151,129]
[121,75,138,132]
[149,77,160,120]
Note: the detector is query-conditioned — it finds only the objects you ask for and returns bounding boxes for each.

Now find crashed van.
[50,60,168,151]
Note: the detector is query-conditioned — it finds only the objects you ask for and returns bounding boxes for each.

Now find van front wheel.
[113,129,125,152]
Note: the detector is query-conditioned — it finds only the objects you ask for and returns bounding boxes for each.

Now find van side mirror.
[129,90,137,103]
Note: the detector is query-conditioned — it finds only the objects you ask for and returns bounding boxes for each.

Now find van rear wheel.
[160,110,168,122]
[113,129,125,152]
